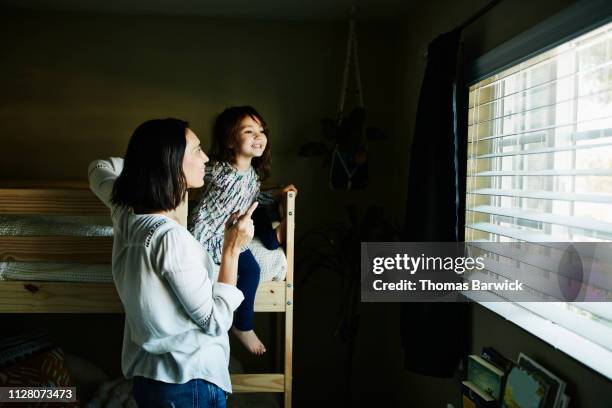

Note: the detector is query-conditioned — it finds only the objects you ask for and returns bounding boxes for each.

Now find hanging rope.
[330,9,367,190]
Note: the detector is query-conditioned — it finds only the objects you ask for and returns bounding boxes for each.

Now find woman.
[88,118,256,408]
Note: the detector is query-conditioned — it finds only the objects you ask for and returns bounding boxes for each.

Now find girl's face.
[183,128,209,188]
[233,115,267,161]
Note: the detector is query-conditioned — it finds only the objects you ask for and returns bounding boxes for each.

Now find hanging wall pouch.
[329,108,368,190]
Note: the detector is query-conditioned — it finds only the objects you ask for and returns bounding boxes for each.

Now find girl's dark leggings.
[234,206,279,331]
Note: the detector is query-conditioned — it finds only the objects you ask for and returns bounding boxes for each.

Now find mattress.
[0,257,284,284]
[0,262,113,283]
[0,215,112,237]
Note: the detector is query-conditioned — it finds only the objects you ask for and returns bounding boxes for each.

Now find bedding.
[0,215,112,237]
[247,237,287,282]
[0,262,113,283]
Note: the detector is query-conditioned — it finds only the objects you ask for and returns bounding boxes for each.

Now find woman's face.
[183,129,209,188]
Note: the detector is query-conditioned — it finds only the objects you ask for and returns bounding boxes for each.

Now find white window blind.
[465,20,612,379]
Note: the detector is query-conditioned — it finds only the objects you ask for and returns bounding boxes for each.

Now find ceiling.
[0,0,413,21]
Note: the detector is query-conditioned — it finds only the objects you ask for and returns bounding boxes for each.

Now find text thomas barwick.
[372,279,524,291]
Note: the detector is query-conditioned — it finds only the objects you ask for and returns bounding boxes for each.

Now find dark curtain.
[400,29,470,378]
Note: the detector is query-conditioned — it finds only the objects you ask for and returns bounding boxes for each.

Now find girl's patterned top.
[188,161,260,264]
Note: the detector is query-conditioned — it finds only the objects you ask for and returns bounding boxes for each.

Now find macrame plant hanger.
[337,9,364,118]
[330,8,367,190]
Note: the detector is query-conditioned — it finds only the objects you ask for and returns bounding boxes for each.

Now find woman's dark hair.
[111,118,189,212]
[211,106,271,180]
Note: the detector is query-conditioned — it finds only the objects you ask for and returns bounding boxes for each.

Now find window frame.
[461,0,612,380]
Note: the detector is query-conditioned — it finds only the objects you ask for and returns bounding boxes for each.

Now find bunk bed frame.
[0,182,295,407]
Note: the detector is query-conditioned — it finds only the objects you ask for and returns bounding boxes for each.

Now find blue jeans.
[234,249,260,331]
[133,376,227,408]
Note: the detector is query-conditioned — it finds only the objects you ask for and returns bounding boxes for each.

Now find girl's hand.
[223,202,258,251]
[281,184,297,197]
[276,184,298,199]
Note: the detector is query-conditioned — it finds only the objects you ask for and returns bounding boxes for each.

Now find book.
[502,366,550,408]
[482,346,514,373]
[518,353,566,408]
[468,354,505,400]
[462,381,496,408]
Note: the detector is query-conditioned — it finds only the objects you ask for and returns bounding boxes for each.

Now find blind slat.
[468,205,612,234]
[466,222,559,241]
[467,189,612,204]
[469,141,612,160]
[470,169,612,177]
[468,127,612,147]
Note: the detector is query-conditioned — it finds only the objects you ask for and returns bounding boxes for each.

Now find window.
[465,19,612,379]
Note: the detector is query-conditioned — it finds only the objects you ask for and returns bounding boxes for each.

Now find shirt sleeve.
[88,157,124,209]
[156,227,244,336]
[256,189,274,206]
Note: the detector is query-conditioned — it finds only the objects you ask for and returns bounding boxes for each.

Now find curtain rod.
[423,0,504,58]
[456,0,504,31]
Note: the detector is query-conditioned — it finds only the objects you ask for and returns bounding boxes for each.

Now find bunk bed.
[0,181,295,407]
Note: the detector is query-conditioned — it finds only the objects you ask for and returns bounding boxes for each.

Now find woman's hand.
[223,201,258,252]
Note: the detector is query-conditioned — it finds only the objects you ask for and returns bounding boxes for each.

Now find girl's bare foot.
[232,326,267,355]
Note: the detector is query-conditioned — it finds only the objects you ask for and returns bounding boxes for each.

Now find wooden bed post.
[284,191,295,408]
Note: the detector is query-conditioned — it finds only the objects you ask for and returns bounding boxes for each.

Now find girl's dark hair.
[111,118,189,212]
[211,106,271,180]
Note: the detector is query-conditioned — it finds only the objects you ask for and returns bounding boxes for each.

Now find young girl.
[189,106,294,355]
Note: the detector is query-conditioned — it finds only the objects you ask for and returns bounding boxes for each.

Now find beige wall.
[0,10,401,229]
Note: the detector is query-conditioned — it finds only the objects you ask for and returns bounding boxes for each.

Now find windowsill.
[470,294,612,380]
